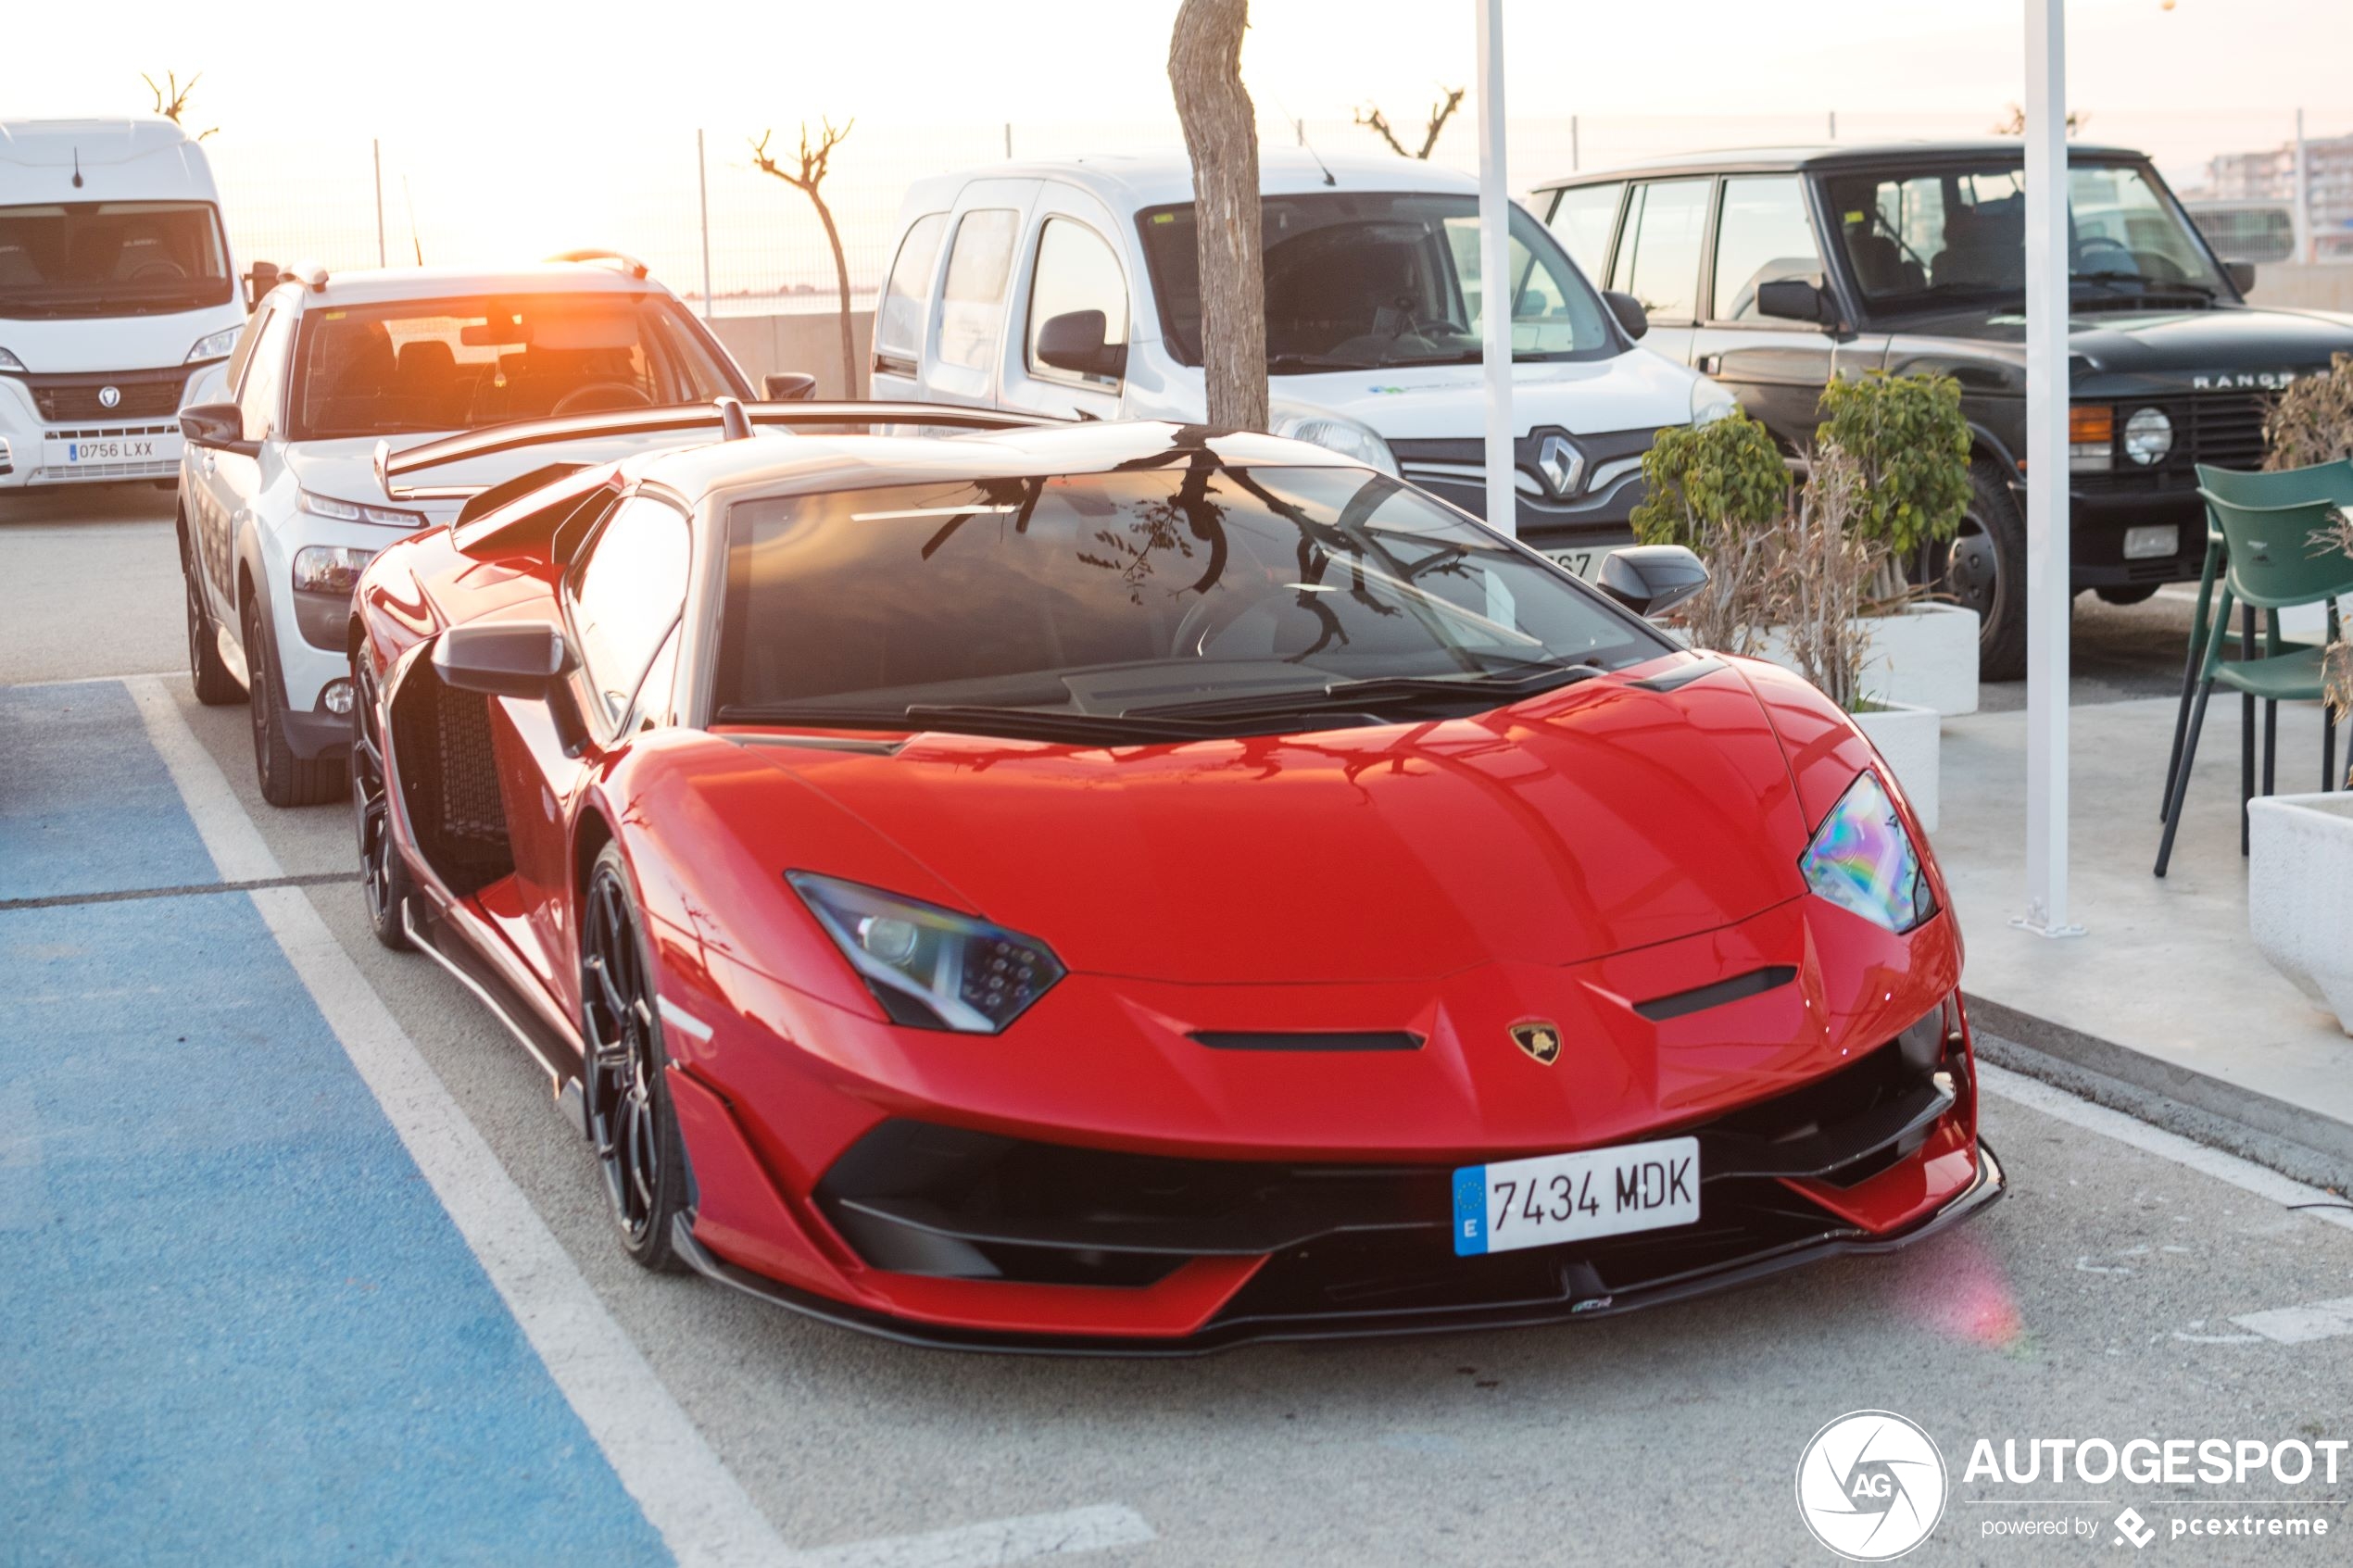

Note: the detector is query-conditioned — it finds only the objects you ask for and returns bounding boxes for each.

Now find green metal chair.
[2156,490,2353,877]
[2162,459,2353,824]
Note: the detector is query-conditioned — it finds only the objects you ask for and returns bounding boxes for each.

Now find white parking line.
[125,674,1154,1568]
[796,1505,1156,1568]
[1975,1060,2353,1237]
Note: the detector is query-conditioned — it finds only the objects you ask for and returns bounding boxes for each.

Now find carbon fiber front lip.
[668,1139,2006,1358]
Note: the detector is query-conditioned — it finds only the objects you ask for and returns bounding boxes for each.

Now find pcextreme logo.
[1795,1411,1950,1562]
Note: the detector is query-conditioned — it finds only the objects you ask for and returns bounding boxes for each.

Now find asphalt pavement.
[5,483,2351,1567]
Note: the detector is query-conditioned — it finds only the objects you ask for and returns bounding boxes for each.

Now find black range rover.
[1533,142,2353,678]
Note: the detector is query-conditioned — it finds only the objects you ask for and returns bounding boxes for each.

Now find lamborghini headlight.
[1799,771,1937,934]
[787,872,1064,1034]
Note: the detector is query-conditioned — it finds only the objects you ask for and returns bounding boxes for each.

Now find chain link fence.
[201,107,2353,317]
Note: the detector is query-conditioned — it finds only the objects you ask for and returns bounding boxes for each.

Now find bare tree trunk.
[815,204,855,397]
[1168,0,1266,431]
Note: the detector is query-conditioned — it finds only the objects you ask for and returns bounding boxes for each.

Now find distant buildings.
[2195,133,2353,262]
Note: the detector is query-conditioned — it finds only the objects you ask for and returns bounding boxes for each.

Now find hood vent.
[1189,1030,1424,1052]
[1632,965,1796,1022]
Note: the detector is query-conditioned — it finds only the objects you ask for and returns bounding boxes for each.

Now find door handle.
[1697,354,1723,376]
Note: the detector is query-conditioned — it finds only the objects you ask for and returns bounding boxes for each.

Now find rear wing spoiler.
[372,397,1070,501]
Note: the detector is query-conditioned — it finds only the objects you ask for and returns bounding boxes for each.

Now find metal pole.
[696,129,713,322]
[1828,109,1837,142]
[1297,118,1305,148]
[1476,0,1516,538]
[1570,113,1579,172]
[2018,0,2081,938]
[2295,108,2312,263]
[1004,123,1013,160]
[372,139,386,268]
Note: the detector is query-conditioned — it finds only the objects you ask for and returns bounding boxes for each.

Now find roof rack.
[288,259,329,292]
[372,397,1067,500]
[544,248,650,280]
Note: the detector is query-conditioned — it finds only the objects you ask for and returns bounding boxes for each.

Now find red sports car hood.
[727,660,1812,984]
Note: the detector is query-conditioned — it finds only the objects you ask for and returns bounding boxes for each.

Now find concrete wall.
[707,310,874,399]
[2246,263,2353,314]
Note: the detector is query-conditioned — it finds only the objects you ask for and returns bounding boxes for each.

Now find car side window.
[875,213,947,371]
[1025,218,1128,387]
[1711,175,1823,321]
[1548,182,1624,279]
[234,305,296,440]
[1609,180,1711,324]
[937,208,1021,371]
[623,621,681,734]
[221,307,270,397]
[567,495,689,726]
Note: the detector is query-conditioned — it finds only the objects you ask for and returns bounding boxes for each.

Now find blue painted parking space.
[0,682,673,1567]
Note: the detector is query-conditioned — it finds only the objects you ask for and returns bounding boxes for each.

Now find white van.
[0,118,246,490]
[870,152,1731,572]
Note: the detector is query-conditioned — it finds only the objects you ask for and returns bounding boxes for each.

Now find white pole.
[2294,108,2312,263]
[372,140,386,268]
[2018,0,2081,938]
[1476,0,1516,537]
[696,129,713,323]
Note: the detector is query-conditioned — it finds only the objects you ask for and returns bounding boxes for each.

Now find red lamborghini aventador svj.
[348,406,2001,1352]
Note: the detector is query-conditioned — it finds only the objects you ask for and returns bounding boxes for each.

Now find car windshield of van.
[712,450,1667,745]
[0,201,233,317]
[1138,194,1617,373]
[287,294,739,440]
[1822,161,2230,310]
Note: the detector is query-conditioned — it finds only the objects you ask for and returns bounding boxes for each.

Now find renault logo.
[1509,1020,1564,1065]
[97,385,121,409]
[1535,434,1585,497]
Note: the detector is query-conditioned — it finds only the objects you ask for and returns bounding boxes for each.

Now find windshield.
[287,293,738,440]
[714,454,1666,741]
[0,200,233,318]
[1822,161,2230,308]
[1138,193,1617,371]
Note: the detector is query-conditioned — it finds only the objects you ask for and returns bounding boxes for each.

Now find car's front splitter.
[666,1137,2005,1358]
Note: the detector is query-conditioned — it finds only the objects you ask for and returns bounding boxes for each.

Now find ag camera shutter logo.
[1795,1411,1947,1561]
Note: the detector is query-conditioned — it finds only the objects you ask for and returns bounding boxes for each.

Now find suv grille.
[24,370,189,423]
[2169,391,2270,470]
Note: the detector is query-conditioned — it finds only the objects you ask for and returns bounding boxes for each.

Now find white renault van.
[0,118,246,491]
[870,152,1732,572]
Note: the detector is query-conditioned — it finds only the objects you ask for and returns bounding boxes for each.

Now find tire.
[181,536,244,707]
[350,656,414,950]
[2095,583,2160,607]
[1942,458,2032,682]
[242,593,346,807]
[580,842,691,1273]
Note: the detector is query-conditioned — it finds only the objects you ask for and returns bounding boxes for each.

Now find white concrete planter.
[1851,700,1941,833]
[2247,792,2353,1035]
[1758,603,1980,718]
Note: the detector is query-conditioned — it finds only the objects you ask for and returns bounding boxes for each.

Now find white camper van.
[0,118,246,490]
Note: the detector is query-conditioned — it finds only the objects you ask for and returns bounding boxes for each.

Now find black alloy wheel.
[349,659,413,950]
[581,843,689,1272]
[1942,457,2032,682]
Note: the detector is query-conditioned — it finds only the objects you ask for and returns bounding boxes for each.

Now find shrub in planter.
[2263,351,2353,470]
[1815,370,1973,558]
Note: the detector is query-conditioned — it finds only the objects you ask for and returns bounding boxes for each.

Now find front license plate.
[59,437,159,464]
[1541,544,1624,583]
[1453,1135,1699,1256]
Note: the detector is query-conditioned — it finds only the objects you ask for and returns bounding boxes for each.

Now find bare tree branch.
[1354,86,1465,160]
[749,119,859,398]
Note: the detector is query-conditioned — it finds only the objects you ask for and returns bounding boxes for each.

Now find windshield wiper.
[1266,352,1376,371]
[1130,662,1606,721]
[716,701,1229,746]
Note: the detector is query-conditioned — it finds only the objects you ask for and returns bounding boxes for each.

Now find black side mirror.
[1603,290,1650,340]
[1035,310,1127,381]
[245,260,279,312]
[180,401,258,458]
[1596,545,1710,620]
[433,621,593,756]
[762,371,819,401]
[1755,278,1831,326]
[2224,259,2257,295]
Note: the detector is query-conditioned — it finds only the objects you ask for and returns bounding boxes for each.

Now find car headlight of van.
[1268,403,1400,476]
[299,489,423,528]
[1690,375,1739,426]
[0,346,25,374]
[292,545,375,596]
[1799,771,1938,934]
[185,327,242,365]
[787,872,1065,1034]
